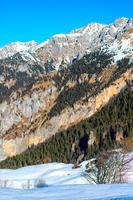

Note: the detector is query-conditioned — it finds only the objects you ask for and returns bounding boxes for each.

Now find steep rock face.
[0,66,132,160]
[0,17,132,160]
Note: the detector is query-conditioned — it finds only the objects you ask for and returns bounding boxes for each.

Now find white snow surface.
[0,184,133,200]
[0,156,133,199]
[106,36,133,62]
[0,154,133,190]
[0,161,88,189]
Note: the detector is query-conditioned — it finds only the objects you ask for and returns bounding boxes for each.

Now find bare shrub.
[84,148,133,184]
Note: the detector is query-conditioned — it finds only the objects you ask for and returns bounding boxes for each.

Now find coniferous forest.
[0,85,132,169]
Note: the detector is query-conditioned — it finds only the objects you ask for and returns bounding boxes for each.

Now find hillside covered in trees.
[0,85,132,169]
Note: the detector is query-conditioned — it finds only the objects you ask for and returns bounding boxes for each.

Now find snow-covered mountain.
[0,17,132,162]
[0,17,132,70]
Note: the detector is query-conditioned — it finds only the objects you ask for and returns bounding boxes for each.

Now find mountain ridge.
[0,17,132,68]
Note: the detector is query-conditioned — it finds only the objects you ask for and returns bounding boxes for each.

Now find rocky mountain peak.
[0,17,133,70]
[114,17,132,27]
[0,41,38,60]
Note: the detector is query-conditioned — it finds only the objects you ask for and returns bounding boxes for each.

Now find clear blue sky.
[0,0,132,47]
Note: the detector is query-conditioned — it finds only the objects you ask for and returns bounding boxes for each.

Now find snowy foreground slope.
[0,158,133,200]
[0,184,133,200]
[0,161,89,189]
